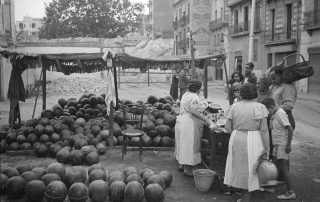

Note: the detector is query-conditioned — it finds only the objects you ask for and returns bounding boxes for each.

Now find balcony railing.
[263,28,297,45]
[229,20,260,35]
[304,9,320,30]
[209,18,229,31]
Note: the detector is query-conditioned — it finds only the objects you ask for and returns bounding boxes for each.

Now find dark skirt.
[170,76,179,100]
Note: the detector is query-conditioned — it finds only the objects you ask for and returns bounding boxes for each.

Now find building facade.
[299,0,320,95]
[150,0,174,39]
[227,0,265,78]
[16,16,43,42]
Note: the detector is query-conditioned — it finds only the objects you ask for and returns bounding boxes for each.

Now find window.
[253,39,258,62]
[234,9,239,33]
[244,6,249,31]
[286,4,292,39]
[267,53,273,67]
[187,3,190,15]
[215,10,217,20]
[220,33,224,42]
[19,23,23,29]
[221,7,223,18]
[271,9,275,40]
[32,23,36,28]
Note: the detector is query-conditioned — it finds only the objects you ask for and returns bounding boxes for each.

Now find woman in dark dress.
[170,68,180,101]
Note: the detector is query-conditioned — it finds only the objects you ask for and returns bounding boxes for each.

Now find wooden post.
[118,66,121,89]
[108,101,114,148]
[113,60,119,108]
[41,56,47,110]
[223,59,232,106]
[204,59,208,99]
[147,64,150,87]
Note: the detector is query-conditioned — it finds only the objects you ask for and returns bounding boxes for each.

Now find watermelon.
[21,171,38,183]
[157,125,172,137]
[147,95,158,105]
[25,180,46,202]
[46,162,66,179]
[126,174,144,186]
[68,182,88,202]
[124,167,139,178]
[8,142,20,151]
[109,180,126,202]
[45,181,67,202]
[89,180,109,202]
[56,149,70,164]
[89,169,107,183]
[20,142,32,150]
[69,149,85,165]
[88,163,105,175]
[146,175,165,189]
[152,136,162,147]
[31,167,47,179]
[145,183,165,202]
[44,125,54,135]
[160,136,174,147]
[96,143,107,154]
[86,151,100,165]
[159,171,173,187]
[58,98,68,108]
[141,133,152,147]
[63,167,87,189]
[27,133,38,144]
[41,173,61,185]
[3,167,20,178]
[39,134,50,143]
[123,181,144,202]
[0,174,8,195]
[6,176,26,199]
[154,118,164,126]
[142,170,155,185]
[17,164,31,174]
[6,132,17,144]
[17,134,26,144]
[52,105,64,117]
[34,143,48,157]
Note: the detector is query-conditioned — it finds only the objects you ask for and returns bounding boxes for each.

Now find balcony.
[263,28,297,46]
[173,21,178,29]
[227,0,246,7]
[304,9,320,32]
[209,18,229,32]
[229,20,261,36]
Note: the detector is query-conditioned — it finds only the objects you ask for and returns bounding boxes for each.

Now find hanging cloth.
[105,69,116,115]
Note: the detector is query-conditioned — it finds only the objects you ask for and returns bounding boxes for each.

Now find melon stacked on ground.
[0,162,173,202]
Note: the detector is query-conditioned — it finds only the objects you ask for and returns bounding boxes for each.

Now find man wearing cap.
[175,79,210,176]
[178,65,190,101]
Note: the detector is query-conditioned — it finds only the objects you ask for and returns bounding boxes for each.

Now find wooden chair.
[121,104,145,161]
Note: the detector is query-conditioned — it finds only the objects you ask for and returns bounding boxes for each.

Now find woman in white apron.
[174,80,210,176]
[224,83,270,202]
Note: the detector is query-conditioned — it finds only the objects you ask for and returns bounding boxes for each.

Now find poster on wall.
[191,0,210,55]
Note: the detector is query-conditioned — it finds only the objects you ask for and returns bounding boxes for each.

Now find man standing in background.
[243,62,257,85]
[178,64,190,101]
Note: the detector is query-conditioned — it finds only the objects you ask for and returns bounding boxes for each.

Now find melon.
[99,130,109,140]
[39,117,50,126]
[6,176,26,199]
[89,169,107,183]
[68,182,88,202]
[126,174,144,186]
[147,95,158,105]
[142,170,155,185]
[21,171,38,183]
[146,175,165,189]
[88,163,105,175]
[49,144,62,157]
[58,98,68,108]
[152,136,162,147]
[46,162,66,179]
[52,105,64,117]
[69,150,85,165]
[56,149,70,164]
[89,180,109,202]
[2,167,20,178]
[63,167,87,189]
[45,181,67,202]
[124,167,139,178]
[141,133,152,147]
[145,183,165,202]
[139,168,154,177]
[86,151,100,166]
[44,125,54,135]
[17,164,31,174]
[74,138,88,150]
[160,136,174,147]
[96,142,107,154]
[157,125,172,137]
[117,136,124,145]
[159,171,173,187]
[154,118,164,126]
[25,180,45,202]
[6,132,17,144]
[50,133,60,143]
[0,174,9,195]
[39,134,50,143]
[17,134,27,144]
[41,173,61,185]
[31,167,47,179]
[20,141,32,150]
[147,129,158,138]
[34,143,48,157]
[109,180,126,202]
[123,181,144,202]
[89,138,99,146]
[8,142,20,151]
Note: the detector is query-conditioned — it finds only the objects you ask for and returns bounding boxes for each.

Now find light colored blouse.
[227,100,269,131]
[180,91,206,115]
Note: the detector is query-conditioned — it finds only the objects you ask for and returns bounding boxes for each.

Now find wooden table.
[201,126,231,174]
